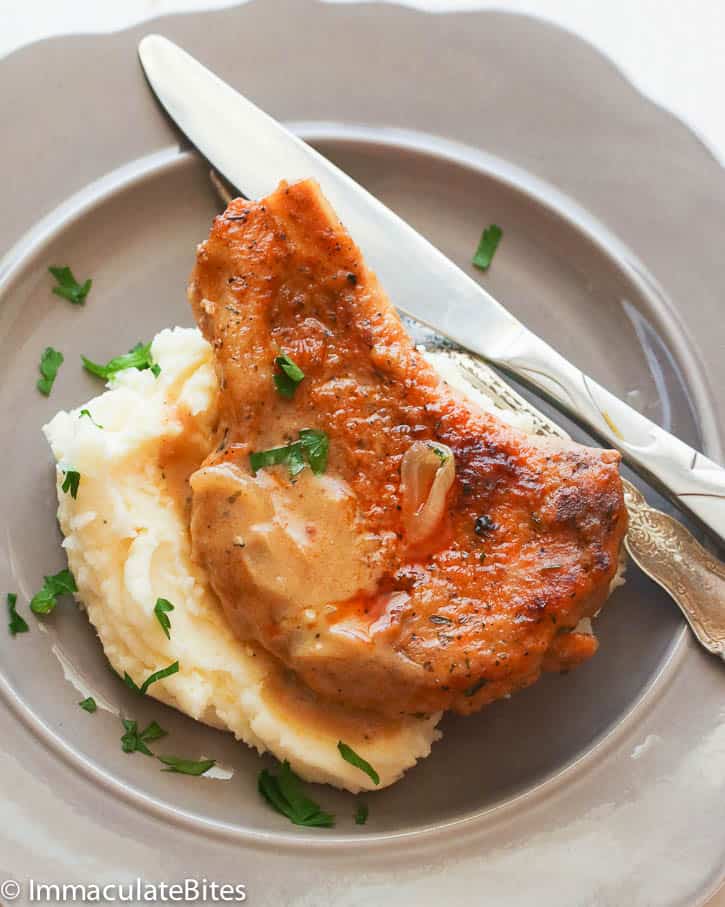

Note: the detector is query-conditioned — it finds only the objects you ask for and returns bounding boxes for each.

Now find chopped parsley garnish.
[337,741,380,786]
[61,468,80,499]
[48,265,92,305]
[258,761,334,828]
[79,409,103,429]
[428,442,450,463]
[82,341,160,382]
[273,353,305,399]
[299,429,329,474]
[354,801,369,825]
[250,429,329,478]
[250,440,306,477]
[472,224,502,271]
[123,660,179,696]
[37,347,64,396]
[153,598,175,640]
[120,719,167,755]
[30,568,77,615]
[79,696,97,713]
[158,755,216,776]
[7,593,29,636]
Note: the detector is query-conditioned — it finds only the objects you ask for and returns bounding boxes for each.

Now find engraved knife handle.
[622,482,725,657]
[497,331,725,547]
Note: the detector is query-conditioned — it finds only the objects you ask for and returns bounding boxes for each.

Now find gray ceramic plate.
[1,2,724,905]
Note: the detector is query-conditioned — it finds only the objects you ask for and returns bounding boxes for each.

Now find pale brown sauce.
[259,665,417,744]
[158,410,214,520]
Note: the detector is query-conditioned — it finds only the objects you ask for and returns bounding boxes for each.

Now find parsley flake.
[61,468,80,499]
[258,761,334,828]
[79,409,103,429]
[37,347,64,396]
[273,353,305,399]
[82,341,159,382]
[79,697,97,713]
[120,718,167,755]
[123,660,179,696]
[472,224,502,271]
[30,568,77,615]
[48,265,92,305]
[250,429,329,478]
[250,440,306,477]
[355,801,369,825]
[158,755,216,776]
[299,429,329,475]
[428,442,450,463]
[153,598,175,640]
[337,741,380,785]
[7,593,29,636]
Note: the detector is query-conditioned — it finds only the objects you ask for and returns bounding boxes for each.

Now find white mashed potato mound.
[43,327,440,793]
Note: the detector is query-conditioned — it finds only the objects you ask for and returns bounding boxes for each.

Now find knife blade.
[138,34,725,547]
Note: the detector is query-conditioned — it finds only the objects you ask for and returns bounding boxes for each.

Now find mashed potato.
[43,328,440,792]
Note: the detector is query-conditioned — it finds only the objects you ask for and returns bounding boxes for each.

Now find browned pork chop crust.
[188,179,627,717]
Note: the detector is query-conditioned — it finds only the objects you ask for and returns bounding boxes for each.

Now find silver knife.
[137,39,725,565]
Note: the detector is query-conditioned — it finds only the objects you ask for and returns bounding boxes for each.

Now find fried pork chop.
[188,179,627,718]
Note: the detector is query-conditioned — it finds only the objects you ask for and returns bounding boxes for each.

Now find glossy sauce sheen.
[188,179,627,717]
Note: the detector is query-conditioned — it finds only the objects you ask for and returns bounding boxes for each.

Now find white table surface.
[2,1,724,903]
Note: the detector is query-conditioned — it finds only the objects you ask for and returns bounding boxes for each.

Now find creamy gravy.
[158,409,213,519]
[190,463,388,637]
[259,663,415,744]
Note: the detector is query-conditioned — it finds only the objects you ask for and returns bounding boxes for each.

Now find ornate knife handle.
[498,331,725,548]
[622,483,725,657]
